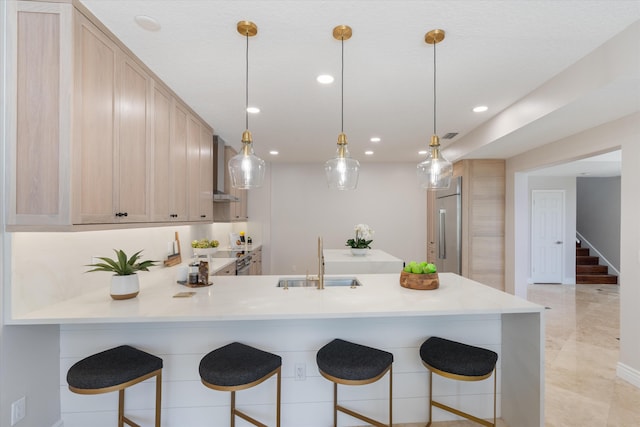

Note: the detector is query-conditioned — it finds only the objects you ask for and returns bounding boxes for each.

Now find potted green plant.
[86,249,157,300]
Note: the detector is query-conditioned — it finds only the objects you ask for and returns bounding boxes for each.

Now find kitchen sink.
[277,277,362,288]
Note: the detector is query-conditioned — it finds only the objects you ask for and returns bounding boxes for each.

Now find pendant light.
[325,25,360,190]
[229,21,265,189]
[417,29,453,189]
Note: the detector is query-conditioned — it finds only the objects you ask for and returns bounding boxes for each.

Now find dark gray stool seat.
[67,345,163,427]
[420,336,498,379]
[316,339,393,427]
[420,336,498,427]
[199,342,281,426]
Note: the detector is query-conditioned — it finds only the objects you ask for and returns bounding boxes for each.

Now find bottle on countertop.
[247,236,252,246]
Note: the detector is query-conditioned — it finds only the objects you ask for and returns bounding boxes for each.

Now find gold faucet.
[317,236,324,290]
[305,237,325,289]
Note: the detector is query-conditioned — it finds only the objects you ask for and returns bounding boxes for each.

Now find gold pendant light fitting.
[237,21,258,37]
[425,29,445,45]
[333,25,352,41]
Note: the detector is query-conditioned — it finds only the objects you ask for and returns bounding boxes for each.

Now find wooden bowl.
[399,271,439,290]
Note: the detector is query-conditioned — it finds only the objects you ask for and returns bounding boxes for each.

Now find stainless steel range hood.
[213,135,239,202]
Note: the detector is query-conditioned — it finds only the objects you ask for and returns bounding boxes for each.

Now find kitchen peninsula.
[323,248,404,274]
[9,272,543,427]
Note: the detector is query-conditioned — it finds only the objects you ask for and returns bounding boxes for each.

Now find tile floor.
[384,283,640,427]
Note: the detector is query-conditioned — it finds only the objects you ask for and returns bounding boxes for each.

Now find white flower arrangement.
[346,224,374,249]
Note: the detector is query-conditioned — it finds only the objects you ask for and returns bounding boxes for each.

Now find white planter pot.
[110,274,139,300]
[350,248,369,256]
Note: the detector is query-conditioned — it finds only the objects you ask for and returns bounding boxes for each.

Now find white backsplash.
[9,222,249,317]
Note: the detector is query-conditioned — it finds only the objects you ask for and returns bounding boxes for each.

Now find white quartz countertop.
[9,272,543,325]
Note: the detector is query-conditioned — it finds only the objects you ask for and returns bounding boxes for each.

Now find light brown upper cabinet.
[7,1,213,229]
[152,86,190,222]
[186,117,214,222]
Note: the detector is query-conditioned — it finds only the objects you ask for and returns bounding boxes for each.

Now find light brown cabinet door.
[170,101,189,221]
[117,55,151,222]
[11,2,72,226]
[187,116,202,221]
[152,84,172,221]
[74,10,118,224]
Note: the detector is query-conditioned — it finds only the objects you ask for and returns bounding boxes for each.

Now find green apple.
[411,264,423,274]
[425,263,437,273]
[404,265,412,273]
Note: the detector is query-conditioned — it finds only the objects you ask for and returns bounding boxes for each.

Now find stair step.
[576,274,618,284]
[576,248,590,256]
[576,265,609,274]
[576,256,599,265]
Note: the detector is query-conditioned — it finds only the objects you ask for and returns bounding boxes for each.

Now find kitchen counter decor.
[86,249,157,300]
[400,261,439,290]
[191,239,220,257]
[345,224,374,255]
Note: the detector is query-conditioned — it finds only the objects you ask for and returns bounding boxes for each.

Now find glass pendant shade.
[229,131,265,189]
[417,136,453,189]
[325,135,360,190]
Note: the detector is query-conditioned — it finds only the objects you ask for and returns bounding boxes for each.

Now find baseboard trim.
[617,362,640,389]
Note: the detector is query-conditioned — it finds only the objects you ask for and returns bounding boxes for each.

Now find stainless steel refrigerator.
[434,176,462,274]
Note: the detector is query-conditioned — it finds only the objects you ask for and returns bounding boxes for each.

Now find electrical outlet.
[294,363,306,381]
[11,396,26,426]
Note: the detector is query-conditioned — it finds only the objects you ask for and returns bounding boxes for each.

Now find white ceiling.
[80,0,639,175]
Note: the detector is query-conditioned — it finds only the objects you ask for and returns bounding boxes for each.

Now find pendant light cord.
[245,32,249,131]
[433,39,437,136]
[341,36,345,133]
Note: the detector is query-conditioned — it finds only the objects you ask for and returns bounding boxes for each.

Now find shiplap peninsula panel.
[59,316,503,426]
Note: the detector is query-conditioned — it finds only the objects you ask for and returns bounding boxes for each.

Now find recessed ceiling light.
[418,150,428,155]
[246,107,260,114]
[370,137,381,143]
[473,105,488,113]
[269,150,279,155]
[134,15,161,32]
[365,150,374,155]
[317,74,334,84]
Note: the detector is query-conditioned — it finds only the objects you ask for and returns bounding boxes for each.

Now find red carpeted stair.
[576,242,618,284]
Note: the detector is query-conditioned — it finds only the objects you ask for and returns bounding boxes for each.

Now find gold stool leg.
[155,371,162,427]
[426,370,433,427]
[276,368,282,427]
[389,365,393,427]
[118,389,125,427]
[231,390,236,427]
[333,381,338,427]
[493,368,497,427]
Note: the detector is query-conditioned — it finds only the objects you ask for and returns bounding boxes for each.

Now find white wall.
[619,135,640,387]
[506,112,640,387]
[265,162,425,275]
[527,176,577,284]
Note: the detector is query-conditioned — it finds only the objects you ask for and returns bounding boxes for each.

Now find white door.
[531,190,564,283]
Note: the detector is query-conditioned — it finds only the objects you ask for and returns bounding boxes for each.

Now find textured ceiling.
[80,0,639,174]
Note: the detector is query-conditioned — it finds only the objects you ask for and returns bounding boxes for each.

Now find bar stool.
[66,345,163,427]
[199,342,282,426]
[316,339,393,427]
[420,336,498,427]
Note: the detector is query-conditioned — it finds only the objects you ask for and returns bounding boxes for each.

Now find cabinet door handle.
[200,214,206,218]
